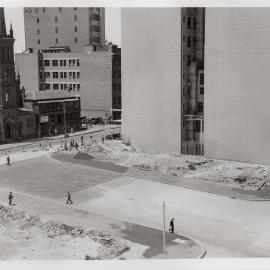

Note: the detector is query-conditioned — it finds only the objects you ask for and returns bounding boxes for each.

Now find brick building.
[0,8,36,144]
[24,7,105,52]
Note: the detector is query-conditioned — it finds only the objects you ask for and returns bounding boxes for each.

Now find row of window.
[40,83,80,91]
[28,7,78,14]
[37,36,79,45]
[40,71,80,79]
[42,59,80,67]
[183,16,196,30]
[36,14,78,24]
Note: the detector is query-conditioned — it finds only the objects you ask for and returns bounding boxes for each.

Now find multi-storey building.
[24,7,105,52]
[24,90,81,137]
[122,7,270,165]
[15,43,121,120]
[0,8,36,143]
[122,8,204,154]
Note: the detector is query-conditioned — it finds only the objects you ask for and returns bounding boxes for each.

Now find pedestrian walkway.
[0,188,203,259]
[52,152,270,201]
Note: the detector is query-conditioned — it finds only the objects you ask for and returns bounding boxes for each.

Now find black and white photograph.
[1,1,270,269]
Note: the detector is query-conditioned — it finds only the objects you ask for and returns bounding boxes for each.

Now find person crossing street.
[66,191,73,204]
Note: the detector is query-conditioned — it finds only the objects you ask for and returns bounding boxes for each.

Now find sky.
[4,7,121,53]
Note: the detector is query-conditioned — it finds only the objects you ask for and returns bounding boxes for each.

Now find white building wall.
[205,8,270,164]
[121,8,182,153]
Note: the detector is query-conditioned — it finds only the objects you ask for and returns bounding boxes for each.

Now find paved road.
[1,152,270,258]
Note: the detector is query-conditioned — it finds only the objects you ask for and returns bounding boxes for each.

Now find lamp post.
[163,201,167,259]
[63,101,67,151]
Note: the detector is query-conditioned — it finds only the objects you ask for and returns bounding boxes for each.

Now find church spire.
[9,21,13,38]
[0,8,7,37]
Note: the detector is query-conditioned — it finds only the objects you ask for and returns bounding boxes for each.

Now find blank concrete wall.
[205,8,270,164]
[121,8,182,153]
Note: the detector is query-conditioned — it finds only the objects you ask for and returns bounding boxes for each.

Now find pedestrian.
[6,155,10,166]
[8,192,13,206]
[81,135,84,146]
[102,136,105,144]
[66,192,73,204]
[75,141,79,150]
[169,218,175,233]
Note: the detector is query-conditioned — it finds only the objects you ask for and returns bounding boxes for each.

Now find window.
[64,72,67,78]
[187,36,191,47]
[55,16,58,22]
[45,72,50,78]
[74,7,77,10]
[59,7,62,12]
[200,87,204,95]
[69,72,72,78]
[55,27,58,33]
[77,84,80,91]
[187,17,191,29]
[74,26,77,32]
[53,72,58,78]
[193,37,196,48]
[44,60,50,66]
[198,102,204,113]
[52,60,58,66]
[200,73,204,85]
[188,55,191,65]
[37,39,40,44]
[37,29,40,35]
[27,118,34,128]
[55,38,58,44]
[43,8,45,13]
[77,59,80,66]
[45,83,50,90]
[193,18,196,30]
[37,18,39,23]
[74,14,77,21]
[77,72,80,78]
[75,37,77,43]
[73,72,76,78]
[60,84,64,90]
[53,84,59,90]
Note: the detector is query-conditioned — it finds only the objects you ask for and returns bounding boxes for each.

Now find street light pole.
[63,101,67,151]
[163,201,166,259]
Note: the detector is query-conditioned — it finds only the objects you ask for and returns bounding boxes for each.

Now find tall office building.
[122,8,204,154]
[24,7,105,52]
[122,8,270,165]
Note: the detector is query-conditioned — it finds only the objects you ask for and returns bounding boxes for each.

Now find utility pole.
[163,201,166,259]
[63,101,67,151]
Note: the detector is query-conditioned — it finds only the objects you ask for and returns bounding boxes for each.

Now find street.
[0,151,269,258]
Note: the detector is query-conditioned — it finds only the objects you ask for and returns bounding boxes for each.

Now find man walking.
[6,155,10,166]
[169,218,175,233]
[8,192,13,205]
[66,191,73,204]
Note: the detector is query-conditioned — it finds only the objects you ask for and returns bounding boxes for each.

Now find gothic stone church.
[0,8,36,143]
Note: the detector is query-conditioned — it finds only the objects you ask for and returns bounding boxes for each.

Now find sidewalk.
[52,152,270,201]
[0,125,120,152]
[0,188,204,259]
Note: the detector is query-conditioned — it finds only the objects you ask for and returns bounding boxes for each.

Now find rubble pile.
[80,140,270,192]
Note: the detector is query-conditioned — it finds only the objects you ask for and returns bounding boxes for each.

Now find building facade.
[24,90,81,137]
[122,8,204,153]
[24,7,105,52]
[0,8,36,144]
[16,43,120,120]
